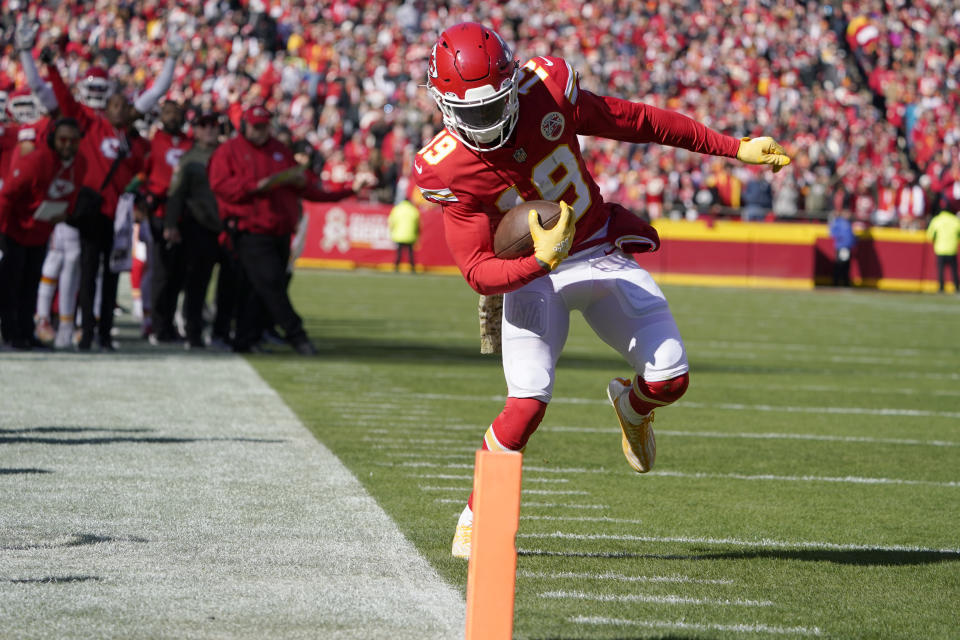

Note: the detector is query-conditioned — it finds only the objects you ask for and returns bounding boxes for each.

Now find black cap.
[192,111,221,127]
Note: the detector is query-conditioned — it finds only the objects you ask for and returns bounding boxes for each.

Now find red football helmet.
[427,23,520,151]
[78,66,114,109]
[7,87,41,124]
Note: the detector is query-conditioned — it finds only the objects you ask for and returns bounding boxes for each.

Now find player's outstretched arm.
[15,20,59,114]
[736,136,792,173]
[133,33,183,116]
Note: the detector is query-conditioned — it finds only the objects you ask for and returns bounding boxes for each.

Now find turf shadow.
[2,575,102,584]
[289,332,629,371]
[2,533,148,551]
[689,547,960,566]
[0,426,286,446]
[0,468,52,475]
[518,547,960,566]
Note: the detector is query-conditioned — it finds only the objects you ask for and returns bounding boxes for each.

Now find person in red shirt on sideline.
[31,35,181,351]
[141,100,193,344]
[208,104,366,355]
[413,23,792,559]
[0,118,85,350]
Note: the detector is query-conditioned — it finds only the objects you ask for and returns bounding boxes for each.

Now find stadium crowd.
[0,0,958,351]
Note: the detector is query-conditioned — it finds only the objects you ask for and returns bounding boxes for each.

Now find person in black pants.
[164,112,225,348]
[208,104,364,355]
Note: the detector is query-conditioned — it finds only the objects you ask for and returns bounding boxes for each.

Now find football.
[493,200,562,259]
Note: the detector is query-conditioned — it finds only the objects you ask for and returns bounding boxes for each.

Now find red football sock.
[627,372,690,415]
[467,397,547,511]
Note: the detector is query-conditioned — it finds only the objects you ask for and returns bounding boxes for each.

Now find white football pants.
[501,245,688,402]
[36,222,82,322]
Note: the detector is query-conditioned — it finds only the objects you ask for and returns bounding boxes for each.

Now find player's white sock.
[618,393,649,424]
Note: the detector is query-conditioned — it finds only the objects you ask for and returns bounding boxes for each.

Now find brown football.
[493,200,562,259]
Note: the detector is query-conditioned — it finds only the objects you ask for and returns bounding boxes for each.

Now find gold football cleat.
[607,377,656,473]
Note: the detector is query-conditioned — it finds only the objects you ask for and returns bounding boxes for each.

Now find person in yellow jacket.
[388,199,420,273]
[926,209,960,293]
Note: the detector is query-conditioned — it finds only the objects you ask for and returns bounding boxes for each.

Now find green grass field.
[253,269,960,640]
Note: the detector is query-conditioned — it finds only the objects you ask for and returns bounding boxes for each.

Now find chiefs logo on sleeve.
[165,147,186,168]
[100,137,124,159]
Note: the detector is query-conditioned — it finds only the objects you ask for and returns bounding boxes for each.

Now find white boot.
[452,505,473,559]
[54,321,75,350]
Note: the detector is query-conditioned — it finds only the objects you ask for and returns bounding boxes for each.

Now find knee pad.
[635,372,689,406]
[487,397,547,451]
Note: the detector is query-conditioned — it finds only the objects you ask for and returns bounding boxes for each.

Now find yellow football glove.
[530,200,575,271]
[736,136,792,173]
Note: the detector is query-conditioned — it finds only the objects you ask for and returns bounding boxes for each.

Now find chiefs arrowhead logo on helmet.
[426,22,520,152]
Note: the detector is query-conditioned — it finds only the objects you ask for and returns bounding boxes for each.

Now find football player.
[414,23,791,559]
[142,99,192,344]
[17,18,182,351]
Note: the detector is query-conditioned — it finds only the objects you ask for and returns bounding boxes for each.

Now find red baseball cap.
[243,104,271,126]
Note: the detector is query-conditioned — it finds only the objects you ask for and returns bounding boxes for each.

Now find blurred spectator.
[773,173,801,220]
[828,210,856,287]
[388,198,419,273]
[208,104,358,355]
[926,208,960,294]
[165,111,223,349]
[0,118,84,350]
[742,171,773,222]
[144,100,192,345]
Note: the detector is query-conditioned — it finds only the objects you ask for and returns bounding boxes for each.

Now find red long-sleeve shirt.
[208,134,352,236]
[144,128,193,219]
[0,144,86,246]
[46,62,144,219]
[416,55,741,294]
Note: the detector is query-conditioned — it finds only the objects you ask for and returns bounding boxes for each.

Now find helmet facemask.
[79,76,113,110]
[430,64,519,152]
[9,93,41,123]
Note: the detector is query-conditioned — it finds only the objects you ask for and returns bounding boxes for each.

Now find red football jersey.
[6,117,53,168]
[415,56,741,294]
[144,128,193,218]
[0,121,20,183]
[47,63,144,219]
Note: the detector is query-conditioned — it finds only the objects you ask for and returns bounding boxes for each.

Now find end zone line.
[519,570,733,585]
[546,426,958,448]
[647,470,960,488]
[542,590,772,607]
[571,616,823,636]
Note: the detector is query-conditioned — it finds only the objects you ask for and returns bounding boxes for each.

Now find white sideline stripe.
[520,570,734,585]
[548,426,959,447]
[364,436,467,445]
[690,338,924,356]
[572,616,823,636]
[518,532,960,554]
[400,461,606,474]
[384,451,477,459]
[374,444,477,453]
[705,382,960,398]
[398,461,608,474]
[411,473,569,484]
[434,498,609,509]
[649,470,960,488]
[678,400,960,420]
[659,429,959,447]
[542,590,772,607]
[399,391,960,420]
[421,486,587,495]
[522,515,644,525]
